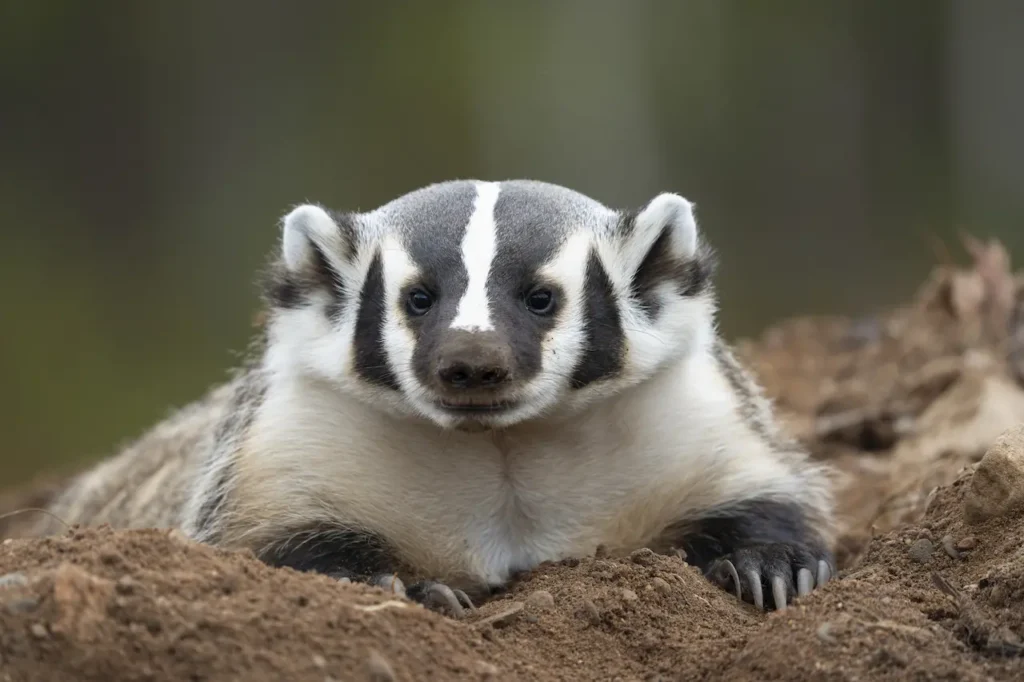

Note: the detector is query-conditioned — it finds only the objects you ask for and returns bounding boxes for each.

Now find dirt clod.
[958,535,979,551]
[524,589,554,611]
[941,533,960,559]
[965,423,1024,523]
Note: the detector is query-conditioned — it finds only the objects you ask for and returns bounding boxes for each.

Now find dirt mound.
[738,237,1024,568]
[3,470,1024,681]
[3,237,1024,681]
[0,527,493,682]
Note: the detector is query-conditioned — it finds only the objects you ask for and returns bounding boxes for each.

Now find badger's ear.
[617,193,714,307]
[281,204,355,274]
[268,203,357,310]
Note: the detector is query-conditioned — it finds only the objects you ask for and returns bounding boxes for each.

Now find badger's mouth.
[436,399,520,414]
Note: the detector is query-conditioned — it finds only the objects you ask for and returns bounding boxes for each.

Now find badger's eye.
[406,288,434,316]
[524,287,555,315]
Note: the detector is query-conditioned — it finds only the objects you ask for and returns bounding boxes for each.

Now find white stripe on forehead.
[450,181,501,332]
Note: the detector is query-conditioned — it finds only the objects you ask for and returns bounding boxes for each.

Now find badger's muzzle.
[430,330,518,411]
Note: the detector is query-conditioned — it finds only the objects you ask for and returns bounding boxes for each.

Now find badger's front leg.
[256,525,476,618]
[668,498,835,611]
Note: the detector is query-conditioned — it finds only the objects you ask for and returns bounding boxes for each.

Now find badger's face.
[265,180,716,431]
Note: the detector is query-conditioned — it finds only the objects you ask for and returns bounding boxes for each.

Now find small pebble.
[621,588,639,602]
[816,622,837,644]
[525,590,554,611]
[957,536,978,551]
[2,538,12,545]
[629,548,656,565]
[0,573,28,589]
[651,577,672,595]
[988,585,1008,607]
[4,596,39,614]
[311,654,326,670]
[940,534,960,560]
[116,576,136,595]
[476,661,499,677]
[579,599,601,625]
[366,649,395,682]
[29,623,48,639]
[908,538,934,564]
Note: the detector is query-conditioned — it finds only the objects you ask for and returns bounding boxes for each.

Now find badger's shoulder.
[38,368,261,536]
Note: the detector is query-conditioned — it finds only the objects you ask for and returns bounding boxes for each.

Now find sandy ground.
[2,238,1024,681]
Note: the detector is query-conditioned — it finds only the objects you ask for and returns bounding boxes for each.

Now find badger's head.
[264,180,717,431]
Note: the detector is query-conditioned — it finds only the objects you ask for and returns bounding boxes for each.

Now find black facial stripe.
[352,249,400,390]
[658,497,827,573]
[621,212,717,320]
[570,250,624,389]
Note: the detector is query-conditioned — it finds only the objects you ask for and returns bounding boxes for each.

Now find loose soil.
[3,238,1024,681]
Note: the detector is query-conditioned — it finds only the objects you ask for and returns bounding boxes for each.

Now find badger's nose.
[435,332,513,390]
[438,361,509,388]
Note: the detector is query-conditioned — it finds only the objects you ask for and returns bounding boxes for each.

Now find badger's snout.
[433,330,515,392]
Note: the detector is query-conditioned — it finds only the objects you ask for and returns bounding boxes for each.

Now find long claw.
[797,568,813,597]
[425,583,466,618]
[817,560,831,587]
[722,560,742,600]
[452,588,476,610]
[371,574,407,597]
[771,575,788,610]
[747,570,763,610]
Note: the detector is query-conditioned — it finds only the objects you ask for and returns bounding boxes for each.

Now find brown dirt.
[3,237,1024,681]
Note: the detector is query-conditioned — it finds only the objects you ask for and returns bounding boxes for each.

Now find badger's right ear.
[269,203,357,310]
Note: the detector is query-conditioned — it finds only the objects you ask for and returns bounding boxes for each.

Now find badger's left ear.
[616,192,713,303]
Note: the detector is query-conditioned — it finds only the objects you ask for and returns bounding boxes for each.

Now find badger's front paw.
[354,573,474,618]
[705,543,834,611]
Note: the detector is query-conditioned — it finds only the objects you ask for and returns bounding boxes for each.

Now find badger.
[34,179,835,616]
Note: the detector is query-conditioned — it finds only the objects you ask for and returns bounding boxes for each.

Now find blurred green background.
[2,0,1022,488]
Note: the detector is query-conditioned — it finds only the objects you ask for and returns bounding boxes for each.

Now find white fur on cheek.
[265,296,347,384]
[620,292,715,383]
[379,236,431,407]
[451,181,501,332]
